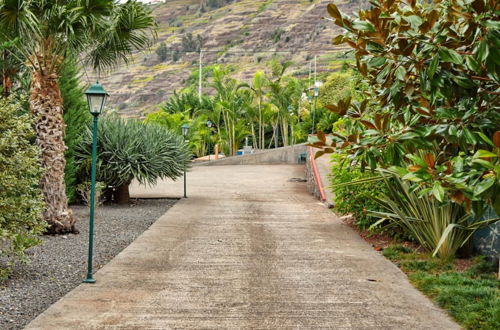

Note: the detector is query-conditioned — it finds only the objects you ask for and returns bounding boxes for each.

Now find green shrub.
[370,174,499,258]
[330,154,387,229]
[0,97,45,280]
[271,28,284,43]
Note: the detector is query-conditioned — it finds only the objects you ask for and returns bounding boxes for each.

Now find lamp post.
[311,81,322,135]
[181,123,190,198]
[207,120,212,161]
[308,94,313,134]
[300,92,307,124]
[83,81,108,284]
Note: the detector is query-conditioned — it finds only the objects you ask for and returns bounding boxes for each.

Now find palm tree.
[268,77,299,147]
[240,71,267,149]
[211,66,243,156]
[0,0,156,233]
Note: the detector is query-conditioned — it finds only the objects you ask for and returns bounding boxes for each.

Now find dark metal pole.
[84,115,99,283]
[184,136,187,198]
[312,96,317,135]
[183,165,187,198]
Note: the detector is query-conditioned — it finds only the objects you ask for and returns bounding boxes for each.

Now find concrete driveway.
[26,165,458,329]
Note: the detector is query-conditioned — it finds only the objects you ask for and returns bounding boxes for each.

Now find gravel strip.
[0,198,177,330]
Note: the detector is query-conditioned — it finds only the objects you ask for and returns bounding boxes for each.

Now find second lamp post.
[181,123,190,198]
[83,81,108,284]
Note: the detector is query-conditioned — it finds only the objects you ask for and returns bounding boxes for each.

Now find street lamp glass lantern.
[301,92,307,102]
[207,120,213,128]
[313,87,319,97]
[85,82,108,116]
[181,123,190,137]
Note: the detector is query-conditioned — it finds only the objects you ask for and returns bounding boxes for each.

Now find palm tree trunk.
[268,126,275,149]
[274,123,279,148]
[251,122,257,149]
[30,69,76,234]
[2,50,14,97]
[115,182,131,205]
[281,119,289,146]
[232,121,236,155]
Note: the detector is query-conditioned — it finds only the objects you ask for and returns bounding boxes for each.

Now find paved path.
[27,165,458,329]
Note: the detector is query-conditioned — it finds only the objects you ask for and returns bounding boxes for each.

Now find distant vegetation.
[145,58,359,157]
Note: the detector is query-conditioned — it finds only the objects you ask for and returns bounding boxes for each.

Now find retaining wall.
[195,144,307,166]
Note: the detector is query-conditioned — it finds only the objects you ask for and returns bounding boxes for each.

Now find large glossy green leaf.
[438,47,463,64]
[428,56,439,78]
[474,177,496,196]
[432,182,444,202]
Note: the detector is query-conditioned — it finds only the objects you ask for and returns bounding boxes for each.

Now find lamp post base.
[83,278,96,284]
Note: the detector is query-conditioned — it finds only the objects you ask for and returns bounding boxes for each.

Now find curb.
[308,147,327,203]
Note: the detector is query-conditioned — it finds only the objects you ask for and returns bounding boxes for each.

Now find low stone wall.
[306,151,321,200]
[195,144,307,166]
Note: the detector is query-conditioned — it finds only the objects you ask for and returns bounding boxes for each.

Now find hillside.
[99,0,366,117]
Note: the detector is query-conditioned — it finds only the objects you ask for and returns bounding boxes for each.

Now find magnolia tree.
[315,0,500,217]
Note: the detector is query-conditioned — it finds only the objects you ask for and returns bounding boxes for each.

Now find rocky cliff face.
[98,0,365,117]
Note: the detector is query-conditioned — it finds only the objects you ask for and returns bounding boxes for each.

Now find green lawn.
[383,246,500,329]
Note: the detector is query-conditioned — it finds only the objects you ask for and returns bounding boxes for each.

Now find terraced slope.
[99,0,365,116]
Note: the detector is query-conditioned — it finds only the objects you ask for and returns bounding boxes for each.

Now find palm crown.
[0,0,157,74]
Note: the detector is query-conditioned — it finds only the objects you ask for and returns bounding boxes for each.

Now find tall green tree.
[211,66,249,156]
[240,71,267,149]
[60,57,91,203]
[0,0,156,233]
[320,0,500,216]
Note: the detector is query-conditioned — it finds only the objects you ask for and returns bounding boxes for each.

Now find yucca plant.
[369,174,499,259]
[75,117,191,204]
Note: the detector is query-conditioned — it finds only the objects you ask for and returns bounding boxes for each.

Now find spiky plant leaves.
[369,173,499,258]
[75,117,191,189]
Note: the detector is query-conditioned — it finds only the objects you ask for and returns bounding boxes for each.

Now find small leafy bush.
[271,28,284,43]
[330,154,388,229]
[0,97,45,280]
[76,181,106,207]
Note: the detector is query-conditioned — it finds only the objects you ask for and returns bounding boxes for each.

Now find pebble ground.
[0,199,176,330]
